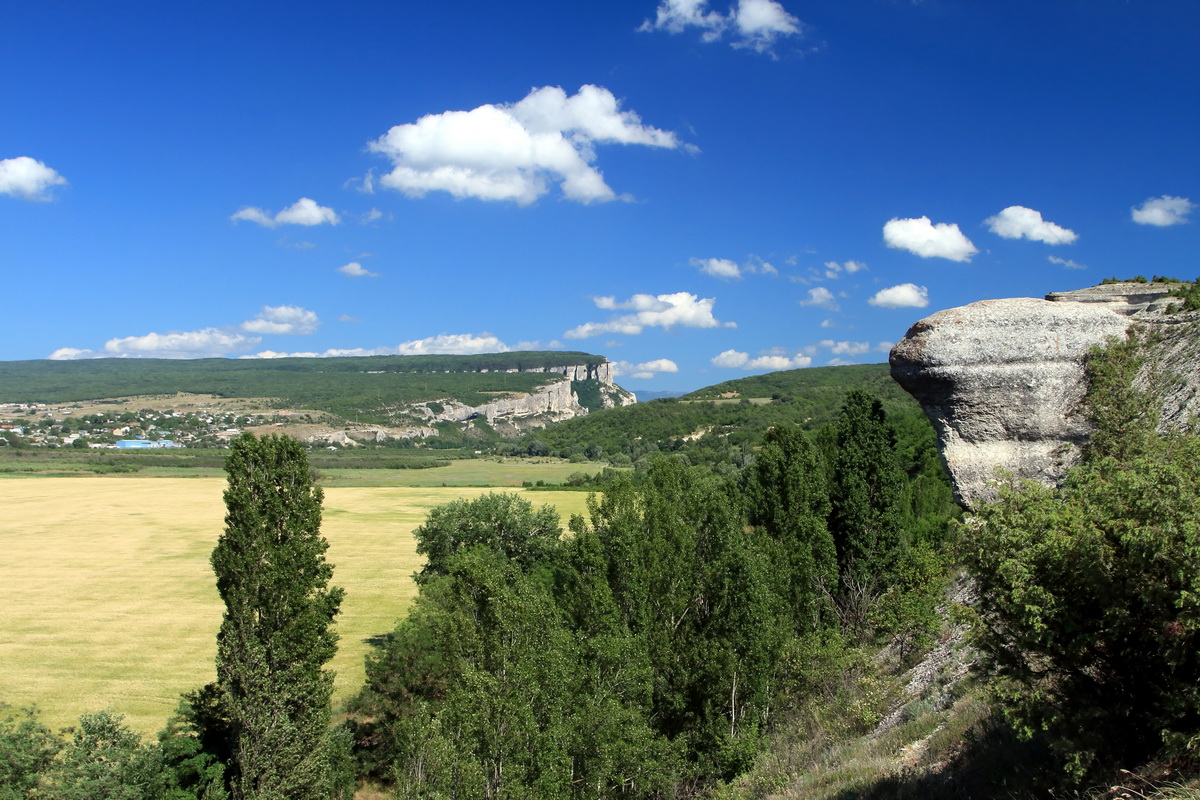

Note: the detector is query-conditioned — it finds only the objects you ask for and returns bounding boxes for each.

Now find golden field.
[0,475,591,735]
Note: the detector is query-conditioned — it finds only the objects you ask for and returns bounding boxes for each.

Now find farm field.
[0,475,592,735]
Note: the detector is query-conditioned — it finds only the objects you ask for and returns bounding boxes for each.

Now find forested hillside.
[521,363,933,469]
[0,352,609,427]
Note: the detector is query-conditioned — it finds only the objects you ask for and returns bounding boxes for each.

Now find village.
[0,402,308,449]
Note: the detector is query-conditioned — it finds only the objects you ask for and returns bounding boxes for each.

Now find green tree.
[211,434,344,800]
[0,704,61,800]
[744,425,837,631]
[40,711,167,800]
[965,334,1200,779]
[412,492,561,585]
[828,390,907,637]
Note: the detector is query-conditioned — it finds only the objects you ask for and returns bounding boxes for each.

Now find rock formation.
[891,282,1200,507]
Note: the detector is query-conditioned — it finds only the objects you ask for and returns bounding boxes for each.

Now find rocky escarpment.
[891,283,1200,507]
[413,362,635,433]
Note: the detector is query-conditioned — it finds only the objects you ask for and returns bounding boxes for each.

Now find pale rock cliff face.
[890,283,1200,507]
[419,378,584,427]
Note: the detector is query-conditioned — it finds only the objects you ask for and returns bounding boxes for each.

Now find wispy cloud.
[1131,195,1193,227]
[337,261,379,278]
[612,358,680,379]
[565,291,731,338]
[231,197,340,227]
[639,0,803,54]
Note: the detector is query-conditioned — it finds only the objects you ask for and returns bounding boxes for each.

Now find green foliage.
[412,492,562,584]
[211,434,345,800]
[1166,279,1200,313]
[829,390,908,638]
[0,351,604,425]
[964,332,1200,780]
[39,710,168,800]
[0,704,60,800]
[527,363,926,466]
[743,425,837,630]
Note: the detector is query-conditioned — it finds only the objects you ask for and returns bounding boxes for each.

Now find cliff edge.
[890,282,1200,507]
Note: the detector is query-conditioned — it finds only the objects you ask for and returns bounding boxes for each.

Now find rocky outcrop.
[304,426,438,447]
[891,283,1200,507]
[417,378,584,427]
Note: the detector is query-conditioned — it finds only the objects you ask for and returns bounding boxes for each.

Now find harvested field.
[0,476,590,735]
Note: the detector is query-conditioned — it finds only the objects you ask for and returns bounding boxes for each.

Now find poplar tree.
[211,434,344,800]
[828,390,906,635]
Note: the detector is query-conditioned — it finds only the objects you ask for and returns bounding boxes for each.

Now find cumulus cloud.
[800,286,839,310]
[868,283,929,308]
[1048,255,1087,270]
[102,329,261,359]
[367,85,683,206]
[883,216,978,262]
[338,261,379,278]
[231,197,340,227]
[692,257,742,279]
[820,340,870,356]
[0,156,68,201]
[711,348,811,370]
[565,291,729,338]
[241,333,511,359]
[639,0,802,53]
[985,205,1078,244]
[50,307,320,360]
[612,358,680,379]
[1131,195,1193,227]
[241,305,320,335]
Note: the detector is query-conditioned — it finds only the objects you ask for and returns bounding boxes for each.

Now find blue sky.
[3,0,1197,391]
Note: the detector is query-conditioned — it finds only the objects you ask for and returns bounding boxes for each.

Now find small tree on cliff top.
[212,434,344,800]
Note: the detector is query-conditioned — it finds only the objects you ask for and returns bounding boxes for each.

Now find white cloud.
[363,208,384,223]
[241,305,320,336]
[368,85,682,206]
[639,0,802,53]
[338,261,379,278]
[868,283,929,308]
[612,357,680,379]
[710,348,811,370]
[883,216,978,262]
[565,291,727,338]
[692,257,741,279]
[396,333,509,355]
[338,315,361,323]
[48,347,95,360]
[242,333,511,359]
[0,156,68,201]
[1131,195,1194,227]
[231,197,340,227]
[1048,255,1087,270]
[824,260,868,279]
[985,205,1077,244]
[800,286,839,310]
[103,329,261,359]
[734,0,803,52]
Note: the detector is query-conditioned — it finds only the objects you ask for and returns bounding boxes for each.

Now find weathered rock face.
[890,283,1200,507]
[420,378,584,426]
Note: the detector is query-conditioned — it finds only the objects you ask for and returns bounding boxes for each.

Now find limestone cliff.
[890,282,1200,507]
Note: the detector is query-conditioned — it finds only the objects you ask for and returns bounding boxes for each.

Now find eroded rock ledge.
[890,283,1200,507]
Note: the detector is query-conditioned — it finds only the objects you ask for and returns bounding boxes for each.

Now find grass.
[0,475,592,737]
[0,450,611,488]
